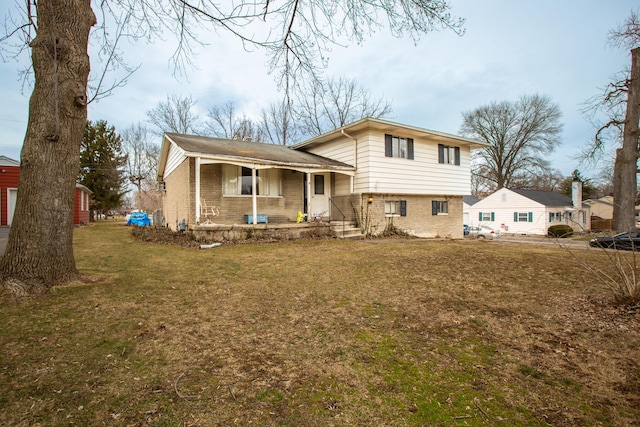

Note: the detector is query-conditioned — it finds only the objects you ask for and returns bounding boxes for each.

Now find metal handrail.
[329,198,346,238]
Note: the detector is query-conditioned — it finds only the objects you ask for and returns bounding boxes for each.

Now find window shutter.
[454,147,460,165]
[432,201,438,216]
[514,212,518,222]
[438,144,444,164]
[400,200,407,217]
[407,138,414,160]
[479,212,483,221]
[490,212,495,222]
[385,134,392,157]
[528,212,533,222]
[549,212,553,223]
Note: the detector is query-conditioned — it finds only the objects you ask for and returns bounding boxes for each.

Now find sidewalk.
[498,233,589,248]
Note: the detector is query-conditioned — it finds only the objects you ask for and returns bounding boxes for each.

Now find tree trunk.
[0,0,96,297]
[612,47,640,232]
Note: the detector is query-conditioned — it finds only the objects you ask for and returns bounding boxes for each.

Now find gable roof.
[158,133,355,180]
[463,195,480,206]
[0,155,20,167]
[291,117,488,150]
[584,196,613,207]
[509,188,572,207]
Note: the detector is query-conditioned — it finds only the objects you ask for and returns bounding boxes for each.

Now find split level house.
[466,185,591,236]
[156,117,487,239]
[0,155,92,225]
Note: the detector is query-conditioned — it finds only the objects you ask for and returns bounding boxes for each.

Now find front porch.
[189,220,331,242]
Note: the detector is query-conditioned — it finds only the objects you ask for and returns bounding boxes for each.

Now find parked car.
[467,225,502,240]
[589,231,640,251]
[127,211,150,227]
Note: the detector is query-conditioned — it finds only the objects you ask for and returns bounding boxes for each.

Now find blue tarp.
[127,212,150,227]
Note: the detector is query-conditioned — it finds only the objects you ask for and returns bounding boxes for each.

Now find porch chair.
[200,199,220,224]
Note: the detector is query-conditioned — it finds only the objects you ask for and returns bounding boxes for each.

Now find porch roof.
[161,133,355,174]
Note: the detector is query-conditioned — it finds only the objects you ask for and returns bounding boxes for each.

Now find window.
[241,167,253,195]
[385,134,414,160]
[549,212,562,222]
[438,144,460,165]
[385,200,407,216]
[513,212,533,222]
[478,212,495,221]
[432,200,448,215]
[222,165,281,196]
[314,174,324,195]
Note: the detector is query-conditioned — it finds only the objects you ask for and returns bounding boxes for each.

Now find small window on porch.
[222,165,281,196]
[314,175,324,195]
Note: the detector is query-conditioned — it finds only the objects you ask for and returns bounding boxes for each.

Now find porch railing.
[329,198,346,238]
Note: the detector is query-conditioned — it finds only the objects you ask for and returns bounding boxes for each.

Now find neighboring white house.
[467,186,591,235]
[462,195,480,225]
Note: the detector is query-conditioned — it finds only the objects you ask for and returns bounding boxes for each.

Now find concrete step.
[330,221,364,239]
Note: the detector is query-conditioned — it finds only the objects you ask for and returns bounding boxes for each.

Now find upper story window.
[438,144,460,165]
[385,134,414,160]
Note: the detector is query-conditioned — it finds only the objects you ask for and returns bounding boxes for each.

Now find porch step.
[330,221,365,240]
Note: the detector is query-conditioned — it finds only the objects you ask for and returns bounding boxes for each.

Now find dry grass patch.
[0,222,639,426]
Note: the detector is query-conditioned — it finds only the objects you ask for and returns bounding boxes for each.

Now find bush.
[548,224,573,238]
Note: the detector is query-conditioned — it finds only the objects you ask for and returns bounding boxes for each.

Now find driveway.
[498,234,589,249]
[0,227,8,257]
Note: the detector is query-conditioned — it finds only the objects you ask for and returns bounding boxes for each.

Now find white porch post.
[306,171,312,221]
[252,167,258,224]
[195,157,201,224]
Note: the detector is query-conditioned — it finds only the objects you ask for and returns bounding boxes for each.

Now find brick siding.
[352,194,463,238]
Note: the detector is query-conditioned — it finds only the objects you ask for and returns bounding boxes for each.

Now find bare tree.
[206,102,264,142]
[295,76,393,137]
[135,177,163,213]
[121,123,160,194]
[0,0,463,297]
[460,94,563,192]
[524,169,565,192]
[260,100,299,145]
[584,11,640,231]
[146,94,201,135]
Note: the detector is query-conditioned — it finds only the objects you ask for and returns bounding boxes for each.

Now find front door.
[310,173,330,219]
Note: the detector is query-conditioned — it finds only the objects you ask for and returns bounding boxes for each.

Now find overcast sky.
[0,1,637,179]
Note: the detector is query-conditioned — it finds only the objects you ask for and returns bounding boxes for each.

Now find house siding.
[305,130,471,195]
[163,157,194,230]
[164,141,186,179]
[73,187,90,225]
[468,188,591,235]
[352,194,463,238]
[468,189,546,234]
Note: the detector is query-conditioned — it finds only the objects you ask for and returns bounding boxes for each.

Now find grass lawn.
[1,222,639,426]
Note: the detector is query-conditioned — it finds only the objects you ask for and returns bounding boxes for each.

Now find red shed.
[74,184,92,225]
[0,156,20,226]
[0,156,93,226]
